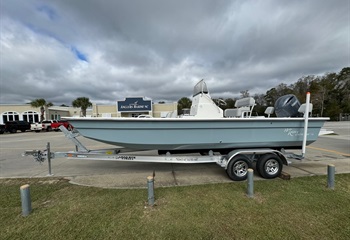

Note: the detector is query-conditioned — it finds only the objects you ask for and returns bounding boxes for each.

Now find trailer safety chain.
[34,150,45,163]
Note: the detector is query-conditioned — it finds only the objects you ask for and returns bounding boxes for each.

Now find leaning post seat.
[264,107,275,117]
[298,103,313,116]
[224,97,256,118]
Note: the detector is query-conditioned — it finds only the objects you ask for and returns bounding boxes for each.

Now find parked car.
[42,120,58,131]
[31,122,43,132]
[4,121,31,133]
[0,124,5,134]
[51,120,73,131]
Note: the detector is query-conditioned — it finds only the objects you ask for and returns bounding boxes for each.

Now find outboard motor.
[274,94,301,117]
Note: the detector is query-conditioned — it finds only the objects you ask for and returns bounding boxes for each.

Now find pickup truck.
[3,121,31,133]
[31,122,43,132]
[51,120,72,131]
[0,124,5,134]
[42,120,58,131]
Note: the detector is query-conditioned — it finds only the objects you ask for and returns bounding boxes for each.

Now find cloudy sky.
[1,0,348,105]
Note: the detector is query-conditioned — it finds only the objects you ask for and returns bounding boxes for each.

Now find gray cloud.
[1,0,348,105]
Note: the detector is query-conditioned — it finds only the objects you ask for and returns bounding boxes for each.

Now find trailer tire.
[256,154,283,179]
[226,155,251,181]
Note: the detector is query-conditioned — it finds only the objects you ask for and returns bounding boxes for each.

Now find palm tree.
[177,97,192,115]
[72,97,92,117]
[30,98,53,122]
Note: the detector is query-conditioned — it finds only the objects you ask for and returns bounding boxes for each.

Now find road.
[0,121,349,188]
[308,121,349,157]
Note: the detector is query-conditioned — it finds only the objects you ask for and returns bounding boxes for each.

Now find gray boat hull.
[65,117,328,151]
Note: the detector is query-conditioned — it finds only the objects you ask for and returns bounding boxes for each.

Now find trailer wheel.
[226,155,251,181]
[256,154,283,179]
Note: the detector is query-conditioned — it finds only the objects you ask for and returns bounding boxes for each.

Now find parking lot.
[0,121,349,188]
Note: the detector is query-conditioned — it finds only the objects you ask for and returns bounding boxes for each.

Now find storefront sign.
[117,97,152,112]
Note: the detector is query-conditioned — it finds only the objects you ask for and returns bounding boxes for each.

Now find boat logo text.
[116,155,136,160]
[284,128,314,137]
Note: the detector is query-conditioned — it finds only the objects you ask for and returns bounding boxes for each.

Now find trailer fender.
[225,148,289,170]
[274,152,288,166]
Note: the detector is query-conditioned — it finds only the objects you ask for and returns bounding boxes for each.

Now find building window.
[51,114,61,120]
[22,111,40,123]
[131,113,144,118]
[2,111,20,123]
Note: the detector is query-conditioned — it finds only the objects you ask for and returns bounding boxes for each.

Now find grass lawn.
[1,174,350,239]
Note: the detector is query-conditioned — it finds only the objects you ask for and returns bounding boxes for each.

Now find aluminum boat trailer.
[23,126,305,181]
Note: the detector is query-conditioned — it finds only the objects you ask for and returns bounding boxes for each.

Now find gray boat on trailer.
[64,80,328,153]
[25,80,329,181]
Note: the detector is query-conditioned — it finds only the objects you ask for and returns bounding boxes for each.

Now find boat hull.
[65,117,328,151]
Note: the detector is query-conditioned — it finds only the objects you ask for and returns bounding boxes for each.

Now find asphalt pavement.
[0,121,349,188]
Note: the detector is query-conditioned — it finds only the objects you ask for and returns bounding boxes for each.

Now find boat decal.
[115,155,136,160]
[66,153,87,158]
[175,157,199,162]
[284,128,314,137]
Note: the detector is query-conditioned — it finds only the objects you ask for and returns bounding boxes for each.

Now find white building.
[0,99,177,124]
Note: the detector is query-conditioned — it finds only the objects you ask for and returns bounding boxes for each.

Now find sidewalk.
[67,157,350,189]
